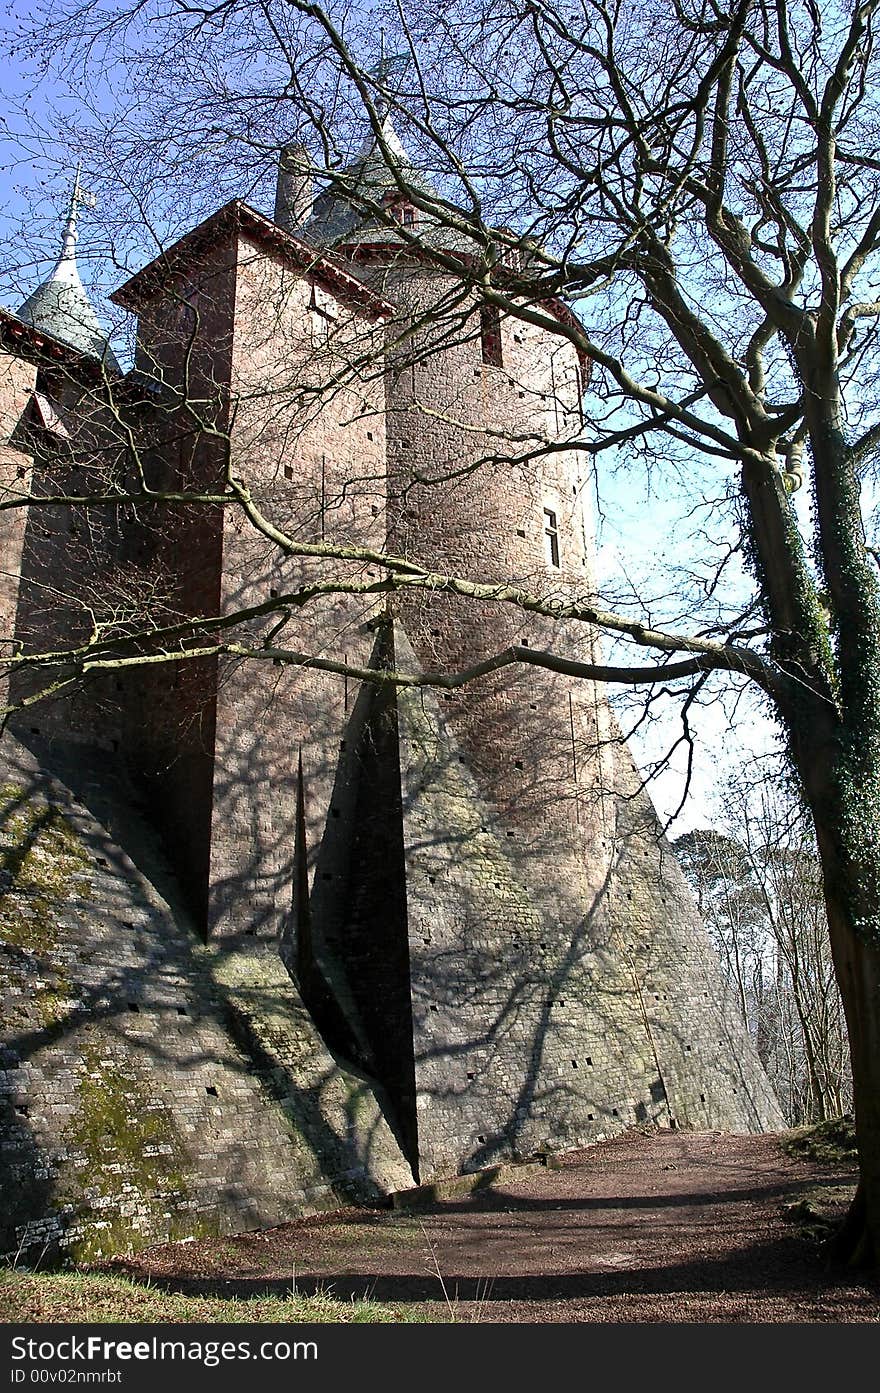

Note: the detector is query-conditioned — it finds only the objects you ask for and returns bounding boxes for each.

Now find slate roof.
[16,178,120,373]
[298,115,475,256]
[17,268,120,372]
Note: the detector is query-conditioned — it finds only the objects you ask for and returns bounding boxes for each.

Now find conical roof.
[300,114,462,250]
[16,170,120,372]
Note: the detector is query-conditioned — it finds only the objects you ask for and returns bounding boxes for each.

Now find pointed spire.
[56,164,91,274]
[16,165,119,371]
[352,111,413,168]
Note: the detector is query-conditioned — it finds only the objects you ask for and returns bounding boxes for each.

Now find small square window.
[309,282,337,320]
[309,282,337,341]
[384,196,416,227]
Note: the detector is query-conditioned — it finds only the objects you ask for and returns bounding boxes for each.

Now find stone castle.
[0,123,783,1262]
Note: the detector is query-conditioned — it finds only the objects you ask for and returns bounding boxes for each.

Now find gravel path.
[113,1130,880,1322]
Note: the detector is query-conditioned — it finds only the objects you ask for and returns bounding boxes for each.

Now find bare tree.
[676,770,853,1126]
[4,0,880,1261]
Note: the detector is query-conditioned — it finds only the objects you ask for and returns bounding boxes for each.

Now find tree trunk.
[811,810,880,1266]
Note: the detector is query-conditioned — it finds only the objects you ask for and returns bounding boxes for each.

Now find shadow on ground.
[99,1131,880,1320]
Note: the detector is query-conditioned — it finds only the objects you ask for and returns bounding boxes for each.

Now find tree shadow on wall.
[275,616,775,1187]
[0,594,779,1267]
[0,735,409,1266]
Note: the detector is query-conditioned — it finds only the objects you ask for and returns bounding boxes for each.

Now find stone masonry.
[0,127,784,1261]
[0,737,410,1264]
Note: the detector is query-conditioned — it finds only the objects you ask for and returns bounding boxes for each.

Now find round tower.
[286,127,784,1176]
[300,117,608,878]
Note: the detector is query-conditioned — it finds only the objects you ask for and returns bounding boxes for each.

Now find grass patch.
[781,1115,858,1166]
[779,1117,858,1243]
[0,1268,432,1323]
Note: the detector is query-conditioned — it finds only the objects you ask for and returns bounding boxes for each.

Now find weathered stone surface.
[0,182,783,1262]
[0,739,411,1265]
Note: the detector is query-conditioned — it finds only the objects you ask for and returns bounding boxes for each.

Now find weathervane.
[368,29,412,92]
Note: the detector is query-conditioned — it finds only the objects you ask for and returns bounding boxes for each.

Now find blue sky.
[0,9,101,309]
[592,476,780,831]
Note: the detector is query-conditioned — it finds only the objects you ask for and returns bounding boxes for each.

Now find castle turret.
[293,116,784,1177]
[300,115,445,249]
[16,167,119,372]
[274,142,313,233]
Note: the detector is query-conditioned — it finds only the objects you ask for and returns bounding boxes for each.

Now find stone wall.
[0,207,785,1264]
[0,736,411,1266]
[0,350,35,709]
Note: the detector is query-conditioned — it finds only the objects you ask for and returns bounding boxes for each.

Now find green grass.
[0,1269,434,1324]
[781,1115,858,1166]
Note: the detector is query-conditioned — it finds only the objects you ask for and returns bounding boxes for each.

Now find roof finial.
[15,161,118,369]
[59,162,96,269]
[367,36,411,94]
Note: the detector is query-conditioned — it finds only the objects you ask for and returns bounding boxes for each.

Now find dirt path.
[113,1130,880,1322]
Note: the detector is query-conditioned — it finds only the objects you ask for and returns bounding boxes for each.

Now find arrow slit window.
[543,508,560,568]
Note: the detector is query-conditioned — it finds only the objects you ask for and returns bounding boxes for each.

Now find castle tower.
[2,171,122,726]
[292,119,784,1176]
[94,202,392,938]
[0,139,784,1265]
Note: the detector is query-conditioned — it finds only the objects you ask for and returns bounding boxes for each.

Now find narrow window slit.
[543,508,560,568]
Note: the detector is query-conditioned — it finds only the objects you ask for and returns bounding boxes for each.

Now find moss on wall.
[0,782,91,1030]
[60,1048,195,1263]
